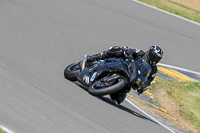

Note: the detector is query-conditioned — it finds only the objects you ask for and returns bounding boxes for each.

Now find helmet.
[145,45,164,66]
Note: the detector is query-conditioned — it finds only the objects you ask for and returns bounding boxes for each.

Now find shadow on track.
[74,81,158,125]
[97,96,158,125]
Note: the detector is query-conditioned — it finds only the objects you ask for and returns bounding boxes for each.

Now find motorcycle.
[64,56,151,105]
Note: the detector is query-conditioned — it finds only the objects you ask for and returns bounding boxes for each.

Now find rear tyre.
[64,62,80,81]
[88,77,126,96]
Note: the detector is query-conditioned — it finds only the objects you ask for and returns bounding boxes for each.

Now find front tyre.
[64,62,80,81]
[88,77,126,96]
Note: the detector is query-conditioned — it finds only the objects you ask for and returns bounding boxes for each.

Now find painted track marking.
[131,0,200,26]
[158,63,200,76]
[125,98,175,133]
[126,63,200,132]
[158,67,196,81]
[0,125,14,133]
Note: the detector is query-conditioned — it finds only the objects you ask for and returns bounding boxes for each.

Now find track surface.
[0,0,199,133]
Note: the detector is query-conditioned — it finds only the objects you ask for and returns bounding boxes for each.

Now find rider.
[83,45,163,104]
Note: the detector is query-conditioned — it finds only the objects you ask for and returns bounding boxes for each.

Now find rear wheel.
[88,76,126,96]
[64,62,80,81]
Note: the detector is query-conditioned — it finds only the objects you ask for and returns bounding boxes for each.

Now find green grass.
[150,98,161,106]
[0,128,6,133]
[138,0,200,23]
[150,79,200,131]
[168,0,200,14]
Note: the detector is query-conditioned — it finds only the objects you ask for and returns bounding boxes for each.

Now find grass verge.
[0,128,6,133]
[149,79,200,132]
[138,0,200,23]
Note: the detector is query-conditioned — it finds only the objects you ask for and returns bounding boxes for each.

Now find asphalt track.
[0,0,199,133]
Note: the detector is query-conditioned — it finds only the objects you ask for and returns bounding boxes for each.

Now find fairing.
[77,58,151,87]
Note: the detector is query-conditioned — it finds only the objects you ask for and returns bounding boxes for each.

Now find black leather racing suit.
[87,46,158,103]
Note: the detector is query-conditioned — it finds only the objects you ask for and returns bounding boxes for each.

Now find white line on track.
[126,63,200,133]
[158,63,200,76]
[0,125,14,133]
[130,0,200,75]
[127,0,200,132]
[125,98,175,133]
[1,1,198,133]
[131,0,200,26]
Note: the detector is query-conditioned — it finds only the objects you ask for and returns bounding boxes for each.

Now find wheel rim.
[69,64,80,71]
[93,79,118,89]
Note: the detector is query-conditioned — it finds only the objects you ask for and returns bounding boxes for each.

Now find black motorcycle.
[64,56,151,105]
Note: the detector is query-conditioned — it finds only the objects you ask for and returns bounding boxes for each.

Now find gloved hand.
[122,46,133,58]
[137,85,149,95]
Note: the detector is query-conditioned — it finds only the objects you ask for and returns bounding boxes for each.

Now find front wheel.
[64,62,80,81]
[88,76,126,96]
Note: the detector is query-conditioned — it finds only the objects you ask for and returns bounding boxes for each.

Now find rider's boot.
[80,52,104,71]
[87,53,102,62]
